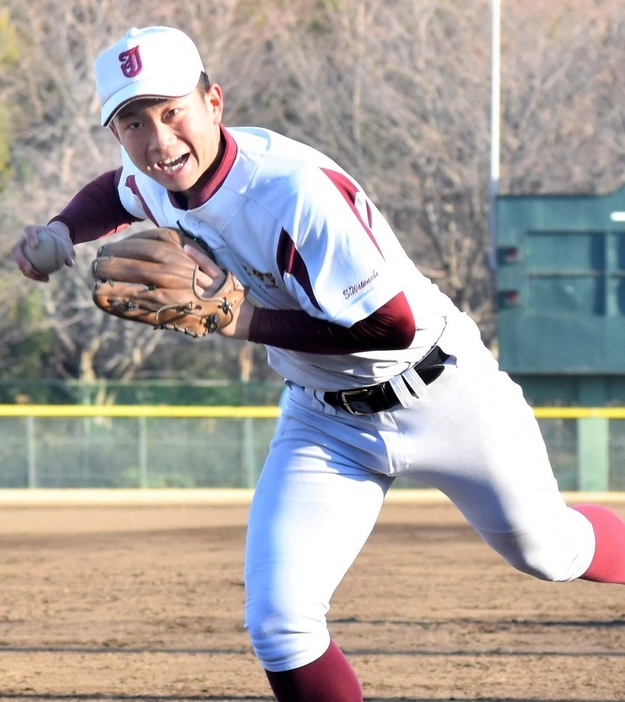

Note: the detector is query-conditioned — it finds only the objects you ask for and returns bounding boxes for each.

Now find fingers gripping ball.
[91,228,248,337]
[24,232,67,274]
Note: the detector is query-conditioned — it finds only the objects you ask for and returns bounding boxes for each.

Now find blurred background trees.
[1,0,624,390]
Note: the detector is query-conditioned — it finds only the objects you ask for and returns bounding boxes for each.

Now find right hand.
[183,244,254,340]
[12,221,75,282]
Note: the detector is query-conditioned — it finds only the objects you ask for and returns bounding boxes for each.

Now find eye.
[116,115,143,131]
[165,107,180,121]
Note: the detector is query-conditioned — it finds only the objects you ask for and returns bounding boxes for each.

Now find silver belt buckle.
[337,387,373,415]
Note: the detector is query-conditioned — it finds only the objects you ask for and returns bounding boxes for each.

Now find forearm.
[244,293,416,354]
[49,169,140,244]
[187,244,415,353]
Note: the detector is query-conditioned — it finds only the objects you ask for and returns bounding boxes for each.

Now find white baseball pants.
[244,311,596,672]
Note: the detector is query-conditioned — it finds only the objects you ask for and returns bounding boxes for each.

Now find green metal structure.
[496,184,625,407]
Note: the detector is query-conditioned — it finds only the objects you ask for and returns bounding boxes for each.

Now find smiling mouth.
[157,154,189,173]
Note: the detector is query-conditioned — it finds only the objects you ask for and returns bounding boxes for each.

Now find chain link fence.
[0,407,279,489]
[1,406,625,490]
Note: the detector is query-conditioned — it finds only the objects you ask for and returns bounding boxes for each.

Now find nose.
[149,122,177,150]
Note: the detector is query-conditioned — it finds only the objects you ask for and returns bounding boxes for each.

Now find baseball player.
[12,26,625,702]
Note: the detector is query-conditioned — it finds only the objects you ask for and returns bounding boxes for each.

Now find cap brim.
[101,75,200,126]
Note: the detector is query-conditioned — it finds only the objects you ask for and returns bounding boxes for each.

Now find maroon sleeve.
[49,169,141,244]
[248,292,416,354]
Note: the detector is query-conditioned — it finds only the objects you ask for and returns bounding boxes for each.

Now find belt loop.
[395,367,427,402]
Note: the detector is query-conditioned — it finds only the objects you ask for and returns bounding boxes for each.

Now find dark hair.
[198,72,211,90]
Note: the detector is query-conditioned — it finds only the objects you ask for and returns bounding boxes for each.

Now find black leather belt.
[324,346,449,415]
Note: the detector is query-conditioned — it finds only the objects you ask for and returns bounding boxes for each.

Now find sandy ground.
[0,490,623,702]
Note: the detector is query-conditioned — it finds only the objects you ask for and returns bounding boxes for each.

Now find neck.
[175,129,227,208]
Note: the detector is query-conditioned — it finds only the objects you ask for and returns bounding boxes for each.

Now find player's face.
[110,84,224,197]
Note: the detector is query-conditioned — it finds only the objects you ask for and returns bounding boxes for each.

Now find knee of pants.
[479,512,595,583]
[499,542,581,581]
[245,593,331,672]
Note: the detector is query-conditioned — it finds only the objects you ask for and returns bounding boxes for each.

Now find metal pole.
[138,415,148,488]
[243,416,255,488]
[489,0,501,270]
[26,415,37,488]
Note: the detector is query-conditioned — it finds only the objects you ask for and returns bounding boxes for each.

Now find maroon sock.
[572,504,625,584]
[265,640,362,702]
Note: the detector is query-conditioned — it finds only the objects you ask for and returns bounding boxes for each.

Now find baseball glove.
[91,227,247,337]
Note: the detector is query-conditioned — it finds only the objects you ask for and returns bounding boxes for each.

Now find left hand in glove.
[91,227,247,337]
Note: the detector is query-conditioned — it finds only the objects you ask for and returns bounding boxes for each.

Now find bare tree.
[500,1,625,195]
[3,0,625,385]
[0,0,272,384]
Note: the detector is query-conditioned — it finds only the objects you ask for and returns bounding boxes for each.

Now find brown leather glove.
[92,227,247,337]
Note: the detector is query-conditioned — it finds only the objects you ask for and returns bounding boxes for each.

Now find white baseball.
[24,232,67,274]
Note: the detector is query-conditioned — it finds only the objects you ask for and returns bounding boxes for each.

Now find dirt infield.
[0,490,623,702]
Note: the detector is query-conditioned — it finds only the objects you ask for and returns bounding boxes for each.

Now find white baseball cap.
[95,26,206,127]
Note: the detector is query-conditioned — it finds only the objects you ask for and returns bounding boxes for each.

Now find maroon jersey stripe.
[320,168,383,255]
[276,228,322,311]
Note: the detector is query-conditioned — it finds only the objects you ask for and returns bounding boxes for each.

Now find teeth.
[159,155,185,172]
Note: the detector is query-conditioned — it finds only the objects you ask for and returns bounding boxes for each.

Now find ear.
[205,83,224,122]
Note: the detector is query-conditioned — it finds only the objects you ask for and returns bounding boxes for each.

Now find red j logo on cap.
[119,46,142,78]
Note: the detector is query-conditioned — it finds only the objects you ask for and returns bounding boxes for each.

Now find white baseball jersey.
[115,126,456,390]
